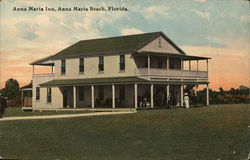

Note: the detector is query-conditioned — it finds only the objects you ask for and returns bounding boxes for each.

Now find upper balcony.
[133,51,210,83]
[136,68,208,82]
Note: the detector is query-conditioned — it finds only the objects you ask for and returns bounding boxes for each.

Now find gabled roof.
[30,55,54,66]
[52,31,185,59]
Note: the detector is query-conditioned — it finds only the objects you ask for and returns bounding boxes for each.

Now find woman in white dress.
[184,93,190,109]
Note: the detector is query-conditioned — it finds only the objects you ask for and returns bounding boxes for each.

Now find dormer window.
[158,38,162,48]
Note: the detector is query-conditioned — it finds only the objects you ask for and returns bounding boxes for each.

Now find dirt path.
[0,111,137,121]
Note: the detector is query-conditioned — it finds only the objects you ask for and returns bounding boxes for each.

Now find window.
[158,58,163,68]
[79,86,84,101]
[79,58,84,73]
[98,86,104,101]
[119,86,125,101]
[61,59,66,74]
[36,87,40,100]
[47,87,52,103]
[120,55,125,71]
[144,57,148,68]
[169,58,175,69]
[98,56,104,72]
[158,38,162,48]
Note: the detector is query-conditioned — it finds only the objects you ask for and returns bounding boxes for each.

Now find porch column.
[189,60,191,70]
[134,83,137,109]
[180,85,184,107]
[112,84,115,108]
[91,85,94,108]
[51,66,54,74]
[21,89,23,107]
[73,86,76,108]
[166,84,169,104]
[148,54,150,80]
[206,84,209,106]
[150,83,154,108]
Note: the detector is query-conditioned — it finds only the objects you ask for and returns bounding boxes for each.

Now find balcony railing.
[137,68,208,80]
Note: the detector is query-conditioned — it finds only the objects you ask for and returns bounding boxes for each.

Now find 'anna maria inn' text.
[13,6,128,12]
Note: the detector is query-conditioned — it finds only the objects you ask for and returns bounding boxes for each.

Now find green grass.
[3,107,91,117]
[0,104,248,160]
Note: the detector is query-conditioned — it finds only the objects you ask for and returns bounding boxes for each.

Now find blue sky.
[0,0,249,89]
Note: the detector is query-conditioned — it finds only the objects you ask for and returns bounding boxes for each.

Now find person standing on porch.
[184,93,190,109]
[0,93,7,118]
[167,93,172,109]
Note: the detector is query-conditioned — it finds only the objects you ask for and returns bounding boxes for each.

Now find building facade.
[31,32,211,109]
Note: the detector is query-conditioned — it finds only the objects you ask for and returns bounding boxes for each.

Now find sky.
[0,0,249,90]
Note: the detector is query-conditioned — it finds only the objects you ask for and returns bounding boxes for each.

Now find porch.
[40,78,210,109]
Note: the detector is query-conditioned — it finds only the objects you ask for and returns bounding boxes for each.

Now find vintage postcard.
[0,0,249,159]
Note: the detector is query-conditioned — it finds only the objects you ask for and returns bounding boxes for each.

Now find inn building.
[30,32,211,110]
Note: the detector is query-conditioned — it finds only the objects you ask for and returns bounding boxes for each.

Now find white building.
[30,32,211,110]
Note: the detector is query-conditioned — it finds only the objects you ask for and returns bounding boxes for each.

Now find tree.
[3,78,20,99]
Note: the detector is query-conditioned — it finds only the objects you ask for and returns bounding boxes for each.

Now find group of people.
[139,92,191,109]
[0,93,7,118]
[168,93,190,109]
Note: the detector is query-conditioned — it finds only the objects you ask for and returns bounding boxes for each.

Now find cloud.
[194,0,206,3]
[121,28,144,35]
[133,5,170,21]
[191,9,210,20]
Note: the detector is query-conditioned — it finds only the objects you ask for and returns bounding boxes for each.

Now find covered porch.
[40,77,210,109]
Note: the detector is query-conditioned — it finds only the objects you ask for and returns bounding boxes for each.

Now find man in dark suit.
[0,93,7,118]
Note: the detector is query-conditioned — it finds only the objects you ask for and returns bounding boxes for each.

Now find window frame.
[79,58,84,73]
[119,54,125,71]
[98,56,104,72]
[47,87,52,103]
[61,59,66,75]
[36,87,40,100]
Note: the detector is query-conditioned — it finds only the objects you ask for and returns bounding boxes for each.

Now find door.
[63,90,68,108]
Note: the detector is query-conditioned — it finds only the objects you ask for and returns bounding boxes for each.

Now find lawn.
[3,107,91,117]
[0,104,248,160]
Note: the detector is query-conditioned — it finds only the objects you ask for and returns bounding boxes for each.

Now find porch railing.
[137,68,208,79]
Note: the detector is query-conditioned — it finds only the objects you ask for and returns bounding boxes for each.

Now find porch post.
[166,84,169,104]
[112,84,115,108]
[51,66,54,74]
[91,85,94,108]
[206,84,209,106]
[148,54,150,80]
[150,83,154,108]
[134,83,137,109]
[189,60,191,70]
[181,85,184,107]
[21,89,23,107]
[73,86,76,108]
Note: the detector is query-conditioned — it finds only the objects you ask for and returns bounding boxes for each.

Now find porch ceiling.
[134,51,211,60]
[40,76,148,87]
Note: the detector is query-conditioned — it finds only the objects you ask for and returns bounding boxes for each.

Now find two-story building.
[30,32,211,110]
